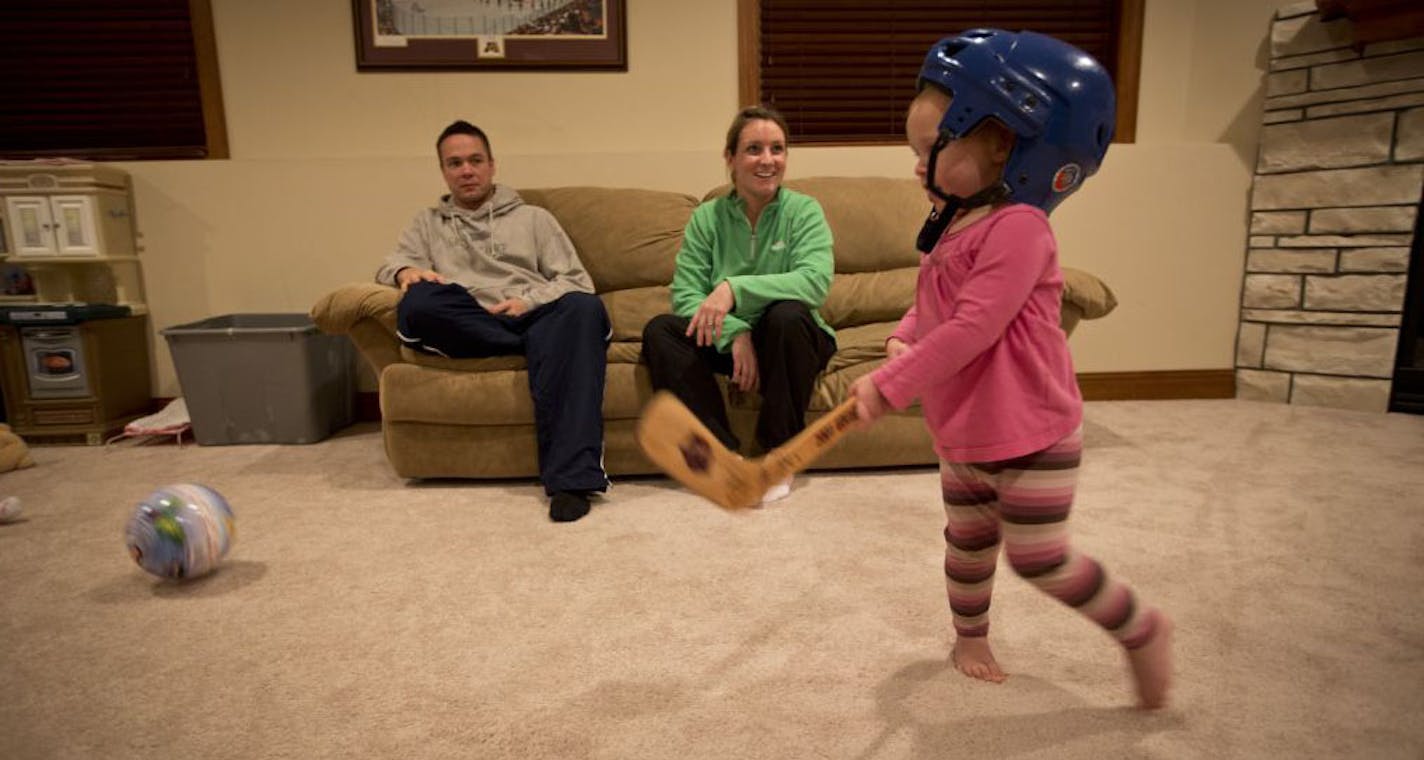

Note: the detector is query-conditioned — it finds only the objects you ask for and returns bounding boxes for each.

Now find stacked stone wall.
[1236,2,1424,412]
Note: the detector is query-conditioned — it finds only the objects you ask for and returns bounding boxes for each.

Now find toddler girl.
[849,29,1173,709]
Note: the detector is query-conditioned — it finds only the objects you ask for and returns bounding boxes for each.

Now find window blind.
[753,0,1131,144]
[0,0,220,160]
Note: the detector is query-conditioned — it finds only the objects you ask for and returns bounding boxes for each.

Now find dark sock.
[549,491,590,523]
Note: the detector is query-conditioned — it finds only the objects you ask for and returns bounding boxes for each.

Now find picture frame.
[0,263,36,299]
[352,0,626,71]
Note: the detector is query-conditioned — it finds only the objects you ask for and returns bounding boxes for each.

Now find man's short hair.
[436,120,493,160]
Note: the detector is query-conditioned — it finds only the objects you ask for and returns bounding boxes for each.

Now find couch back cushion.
[703,177,927,329]
[521,186,696,342]
[780,177,926,272]
[519,187,696,292]
[523,178,929,337]
[784,177,925,329]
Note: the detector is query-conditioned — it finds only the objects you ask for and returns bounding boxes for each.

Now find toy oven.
[20,326,90,398]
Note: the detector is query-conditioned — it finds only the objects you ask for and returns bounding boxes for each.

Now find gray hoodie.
[376,185,594,310]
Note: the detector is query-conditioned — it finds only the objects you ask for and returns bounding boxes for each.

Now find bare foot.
[951,637,1007,683]
[1127,611,1174,709]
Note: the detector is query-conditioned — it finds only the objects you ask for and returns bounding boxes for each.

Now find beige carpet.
[1,399,1422,759]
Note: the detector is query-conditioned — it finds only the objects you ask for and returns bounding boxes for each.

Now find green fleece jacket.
[671,187,835,353]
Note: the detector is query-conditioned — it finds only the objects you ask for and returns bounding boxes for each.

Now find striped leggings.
[940,427,1158,650]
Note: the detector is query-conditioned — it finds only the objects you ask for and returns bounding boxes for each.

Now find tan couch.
[311,176,1117,480]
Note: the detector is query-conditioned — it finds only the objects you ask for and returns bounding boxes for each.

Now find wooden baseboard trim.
[1076,369,1236,401]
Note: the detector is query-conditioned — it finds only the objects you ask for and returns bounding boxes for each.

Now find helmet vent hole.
[1096,125,1108,147]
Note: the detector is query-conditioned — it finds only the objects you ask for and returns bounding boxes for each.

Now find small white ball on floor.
[0,496,22,524]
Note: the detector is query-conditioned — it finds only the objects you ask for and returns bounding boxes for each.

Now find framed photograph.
[0,263,35,299]
[353,0,626,71]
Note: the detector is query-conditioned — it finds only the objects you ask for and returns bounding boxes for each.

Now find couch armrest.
[311,283,403,375]
[1062,267,1117,321]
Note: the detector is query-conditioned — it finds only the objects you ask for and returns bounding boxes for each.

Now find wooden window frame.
[191,0,230,159]
[738,0,1143,146]
[0,0,229,161]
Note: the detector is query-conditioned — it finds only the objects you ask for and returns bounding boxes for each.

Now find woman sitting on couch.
[641,105,837,504]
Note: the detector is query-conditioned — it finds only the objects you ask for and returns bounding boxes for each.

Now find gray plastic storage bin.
[161,314,354,445]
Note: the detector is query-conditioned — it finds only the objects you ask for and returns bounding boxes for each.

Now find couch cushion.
[381,361,651,425]
[518,187,696,293]
[782,177,927,273]
[398,350,528,372]
[822,266,1116,331]
[608,342,642,365]
[698,177,925,330]
[700,177,926,275]
[602,285,671,343]
[398,339,644,371]
[1063,266,1118,319]
[819,268,916,329]
[697,178,1115,329]
[825,321,895,373]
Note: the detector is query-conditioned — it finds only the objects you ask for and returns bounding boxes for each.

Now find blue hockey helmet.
[917,29,1116,214]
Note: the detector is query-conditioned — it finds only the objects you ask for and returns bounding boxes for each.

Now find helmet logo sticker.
[1052,164,1082,193]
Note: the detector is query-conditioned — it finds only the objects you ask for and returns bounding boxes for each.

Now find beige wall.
[120,0,1284,396]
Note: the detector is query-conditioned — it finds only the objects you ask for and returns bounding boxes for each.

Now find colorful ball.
[125,483,235,580]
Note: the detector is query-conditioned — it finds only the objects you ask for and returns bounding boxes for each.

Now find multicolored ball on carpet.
[125,483,235,580]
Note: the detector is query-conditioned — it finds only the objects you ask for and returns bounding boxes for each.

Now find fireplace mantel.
[1316,0,1424,45]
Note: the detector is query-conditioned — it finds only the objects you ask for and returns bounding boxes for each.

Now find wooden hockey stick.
[635,391,862,510]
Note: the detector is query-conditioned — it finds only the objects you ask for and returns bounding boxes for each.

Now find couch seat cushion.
[381,361,652,426]
[399,340,644,371]
[825,322,894,373]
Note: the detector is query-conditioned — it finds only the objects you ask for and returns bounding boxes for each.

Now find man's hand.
[849,374,890,428]
[487,297,530,317]
[730,332,759,393]
[885,337,911,361]
[396,267,447,292]
[685,280,736,348]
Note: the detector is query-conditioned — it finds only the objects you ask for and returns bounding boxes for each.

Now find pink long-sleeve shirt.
[871,204,1082,463]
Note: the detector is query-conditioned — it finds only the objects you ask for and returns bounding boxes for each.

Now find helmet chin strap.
[916,130,1010,253]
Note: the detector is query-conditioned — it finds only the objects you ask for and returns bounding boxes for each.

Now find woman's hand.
[730,333,759,392]
[686,281,736,347]
[885,337,910,361]
[849,374,890,428]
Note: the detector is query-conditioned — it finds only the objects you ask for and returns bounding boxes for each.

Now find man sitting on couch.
[375,120,611,523]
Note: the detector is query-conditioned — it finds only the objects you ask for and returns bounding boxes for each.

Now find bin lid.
[160,313,318,336]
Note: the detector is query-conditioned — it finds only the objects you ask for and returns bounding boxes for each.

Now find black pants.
[641,300,836,452]
[397,282,610,495]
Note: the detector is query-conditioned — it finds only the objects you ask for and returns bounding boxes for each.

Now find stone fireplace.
[1235,1,1424,413]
